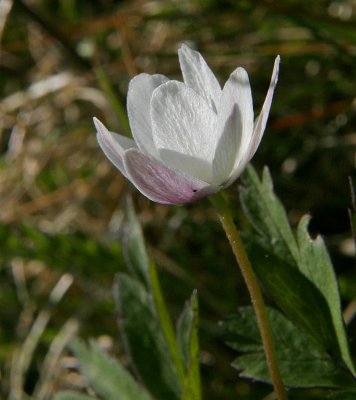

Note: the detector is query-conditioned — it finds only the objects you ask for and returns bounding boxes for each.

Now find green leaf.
[177,293,196,369]
[114,273,182,400]
[297,215,355,375]
[72,340,152,400]
[177,291,201,400]
[124,198,150,288]
[149,259,185,382]
[240,165,299,265]
[53,391,98,400]
[239,165,355,375]
[244,238,338,353]
[223,307,356,388]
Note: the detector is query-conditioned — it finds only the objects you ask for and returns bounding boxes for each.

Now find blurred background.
[0,0,355,399]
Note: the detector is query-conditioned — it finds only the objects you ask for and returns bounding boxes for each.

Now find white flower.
[94,44,280,205]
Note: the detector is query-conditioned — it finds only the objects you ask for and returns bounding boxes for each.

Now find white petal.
[151,81,217,163]
[94,117,136,177]
[159,148,213,183]
[248,55,280,159]
[221,67,254,155]
[223,57,280,187]
[212,105,242,185]
[123,149,218,205]
[224,157,251,188]
[178,44,221,112]
[127,73,169,155]
[213,67,253,185]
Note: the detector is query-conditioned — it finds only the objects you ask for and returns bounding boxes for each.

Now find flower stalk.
[210,191,288,400]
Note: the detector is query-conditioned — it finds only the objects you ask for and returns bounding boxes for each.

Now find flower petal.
[127,73,169,155]
[220,67,254,154]
[124,149,218,205]
[249,55,280,159]
[213,67,253,185]
[94,117,136,177]
[212,104,242,185]
[223,57,280,188]
[178,44,221,112]
[151,81,217,163]
[159,148,213,183]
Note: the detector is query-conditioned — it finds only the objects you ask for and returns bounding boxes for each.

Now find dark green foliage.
[223,307,356,388]
[115,273,182,400]
[52,203,202,400]
[113,201,201,400]
[221,165,356,390]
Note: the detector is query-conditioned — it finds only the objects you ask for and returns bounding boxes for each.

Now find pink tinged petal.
[127,73,169,155]
[124,149,218,205]
[249,55,280,159]
[94,117,136,178]
[151,81,217,164]
[212,104,242,185]
[178,44,221,112]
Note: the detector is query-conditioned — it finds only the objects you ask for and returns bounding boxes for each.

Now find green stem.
[210,191,287,400]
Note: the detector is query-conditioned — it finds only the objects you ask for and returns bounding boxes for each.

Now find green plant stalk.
[149,260,186,383]
[210,191,288,400]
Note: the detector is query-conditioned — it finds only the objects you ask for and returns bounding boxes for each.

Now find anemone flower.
[94,44,280,205]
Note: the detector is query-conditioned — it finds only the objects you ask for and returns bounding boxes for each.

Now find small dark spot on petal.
[193,189,197,192]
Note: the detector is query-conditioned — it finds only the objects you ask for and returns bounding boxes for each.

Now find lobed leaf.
[239,165,355,376]
[240,165,299,265]
[224,307,356,388]
[297,215,355,375]
[244,238,338,353]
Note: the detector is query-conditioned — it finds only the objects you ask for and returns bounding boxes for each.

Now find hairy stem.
[210,191,287,400]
